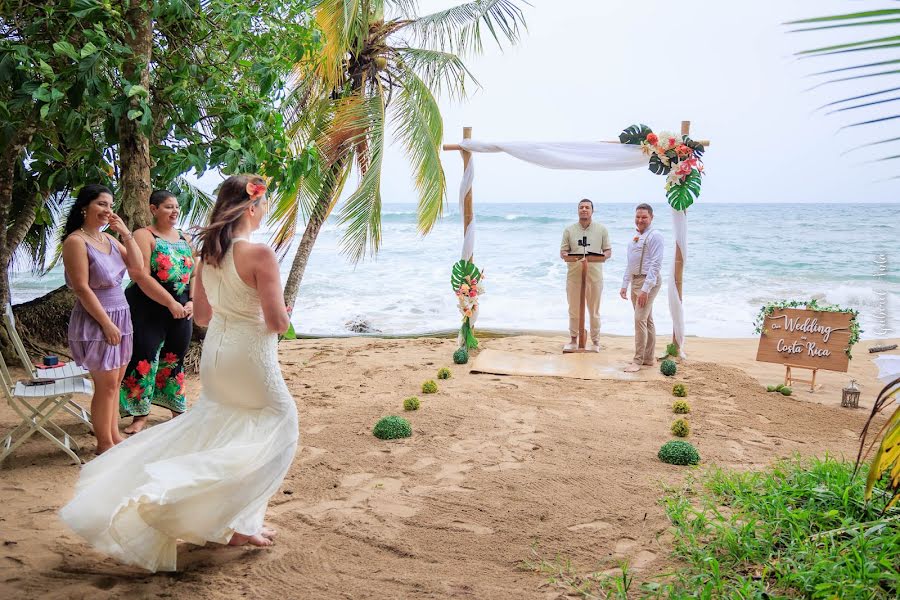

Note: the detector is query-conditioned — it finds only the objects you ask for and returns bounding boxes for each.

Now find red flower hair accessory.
[246,180,267,200]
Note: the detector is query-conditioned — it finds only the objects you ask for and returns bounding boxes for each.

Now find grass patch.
[521,457,899,599]
[657,456,899,598]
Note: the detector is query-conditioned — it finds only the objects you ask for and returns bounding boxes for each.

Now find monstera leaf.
[619,124,652,145]
[683,135,705,158]
[451,259,481,290]
[667,169,702,211]
[648,154,672,176]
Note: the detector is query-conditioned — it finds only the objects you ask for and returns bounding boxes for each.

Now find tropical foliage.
[786,9,900,175]
[0,0,319,308]
[451,258,483,349]
[857,376,900,511]
[274,0,528,308]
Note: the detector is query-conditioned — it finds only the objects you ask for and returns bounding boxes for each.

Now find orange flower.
[246,180,267,200]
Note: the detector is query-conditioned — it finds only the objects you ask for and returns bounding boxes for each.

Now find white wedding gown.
[60,238,299,572]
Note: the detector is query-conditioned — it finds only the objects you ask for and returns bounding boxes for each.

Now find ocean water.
[10,203,900,339]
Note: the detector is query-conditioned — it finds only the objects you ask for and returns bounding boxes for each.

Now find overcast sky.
[377,0,900,204]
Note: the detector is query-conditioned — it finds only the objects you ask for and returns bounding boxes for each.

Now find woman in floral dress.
[120,190,196,433]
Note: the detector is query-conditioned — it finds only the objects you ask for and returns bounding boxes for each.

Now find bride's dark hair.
[197,174,266,267]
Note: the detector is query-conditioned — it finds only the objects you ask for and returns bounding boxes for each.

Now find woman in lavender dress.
[62,184,143,454]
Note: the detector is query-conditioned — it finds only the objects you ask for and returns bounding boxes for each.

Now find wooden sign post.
[562,255,605,353]
[755,308,853,391]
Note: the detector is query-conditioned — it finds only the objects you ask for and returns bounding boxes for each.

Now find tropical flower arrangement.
[619,124,706,210]
[451,259,485,350]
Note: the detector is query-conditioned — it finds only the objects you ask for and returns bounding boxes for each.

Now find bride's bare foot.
[112,431,126,444]
[260,526,277,540]
[124,416,147,434]
[228,532,273,547]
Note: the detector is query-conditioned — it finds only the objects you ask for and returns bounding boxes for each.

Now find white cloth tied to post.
[454,139,689,355]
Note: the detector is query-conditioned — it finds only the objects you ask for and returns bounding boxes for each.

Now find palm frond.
[391,66,445,234]
[385,0,419,19]
[856,377,900,511]
[405,0,527,56]
[315,0,367,88]
[336,93,386,262]
[788,8,900,172]
[394,46,477,100]
[168,176,216,226]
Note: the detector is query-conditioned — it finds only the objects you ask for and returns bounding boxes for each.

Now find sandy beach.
[1,334,895,599]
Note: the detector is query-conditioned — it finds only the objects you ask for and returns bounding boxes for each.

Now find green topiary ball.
[766,384,777,392]
[775,384,785,392]
[453,347,469,365]
[666,342,678,357]
[422,380,438,394]
[780,386,792,396]
[671,418,690,437]
[673,400,690,414]
[403,396,420,411]
[658,440,700,465]
[660,359,677,377]
[437,367,452,380]
[672,383,688,397]
[373,415,412,440]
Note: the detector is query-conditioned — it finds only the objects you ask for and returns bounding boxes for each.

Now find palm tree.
[273,0,528,308]
[786,9,900,174]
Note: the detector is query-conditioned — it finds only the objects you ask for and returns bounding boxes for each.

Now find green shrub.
[660,359,677,377]
[372,416,412,440]
[671,418,690,437]
[403,396,420,411]
[437,367,452,380]
[453,347,469,364]
[658,440,700,465]
[666,342,678,357]
[766,384,777,392]
[672,383,688,397]
[673,400,690,414]
[422,380,438,394]
[780,386,792,396]
[775,384,785,392]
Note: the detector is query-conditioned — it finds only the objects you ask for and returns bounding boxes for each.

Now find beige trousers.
[566,267,602,342]
[630,275,661,365]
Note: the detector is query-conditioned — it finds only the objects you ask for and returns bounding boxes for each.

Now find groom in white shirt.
[620,203,664,372]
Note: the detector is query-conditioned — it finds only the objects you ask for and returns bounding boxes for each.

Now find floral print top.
[150,232,194,301]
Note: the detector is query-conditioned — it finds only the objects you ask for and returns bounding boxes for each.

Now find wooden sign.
[756,308,852,372]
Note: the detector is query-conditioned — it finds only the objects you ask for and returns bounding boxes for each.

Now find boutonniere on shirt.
[633,235,640,243]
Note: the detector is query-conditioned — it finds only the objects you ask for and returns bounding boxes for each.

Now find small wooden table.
[563,254,606,353]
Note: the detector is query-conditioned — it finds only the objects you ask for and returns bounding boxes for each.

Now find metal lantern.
[841,379,860,409]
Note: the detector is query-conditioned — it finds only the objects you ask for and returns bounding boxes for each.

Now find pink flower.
[646,132,658,145]
[469,290,477,297]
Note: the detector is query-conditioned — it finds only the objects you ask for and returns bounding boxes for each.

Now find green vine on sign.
[753,299,862,357]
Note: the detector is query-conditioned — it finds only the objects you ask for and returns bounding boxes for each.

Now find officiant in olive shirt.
[559,199,611,352]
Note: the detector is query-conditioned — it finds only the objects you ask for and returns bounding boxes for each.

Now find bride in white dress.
[60,174,298,572]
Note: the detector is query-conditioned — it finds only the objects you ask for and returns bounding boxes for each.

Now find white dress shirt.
[622,227,664,293]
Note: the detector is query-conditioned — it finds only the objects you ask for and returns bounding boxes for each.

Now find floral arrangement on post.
[619,124,706,210]
[451,259,485,350]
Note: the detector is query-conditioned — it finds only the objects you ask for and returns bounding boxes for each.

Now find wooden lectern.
[563,254,606,353]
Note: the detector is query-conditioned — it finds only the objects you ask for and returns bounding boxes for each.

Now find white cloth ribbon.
[873,354,900,385]
[668,208,688,357]
[452,139,688,352]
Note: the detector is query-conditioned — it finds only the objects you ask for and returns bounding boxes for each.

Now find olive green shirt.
[561,221,611,280]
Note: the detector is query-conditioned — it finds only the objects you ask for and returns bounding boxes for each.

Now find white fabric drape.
[453,139,688,354]
[668,209,687,357]
[873,354,900,384]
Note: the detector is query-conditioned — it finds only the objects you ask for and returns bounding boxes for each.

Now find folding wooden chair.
[2,303,92,429]
[0,350,93,465]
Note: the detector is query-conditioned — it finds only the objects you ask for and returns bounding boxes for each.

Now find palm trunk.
[118,0,153,230]
[283,158,350,309]
[0,124,37,308]
[283,207,326,309]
